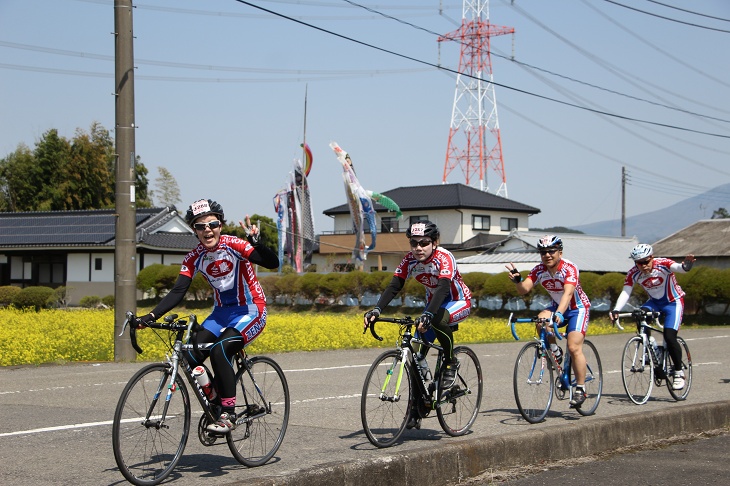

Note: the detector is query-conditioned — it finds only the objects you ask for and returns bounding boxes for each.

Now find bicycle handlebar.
[612,308,662,331]
[508,312,562,341]
[365,316,415,342]
[121,311,198,355]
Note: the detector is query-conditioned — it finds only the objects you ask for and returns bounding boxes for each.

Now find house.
[0,207,197,305]
[315,183,541,272]
[651,219,730,269]
[456,231,640,274]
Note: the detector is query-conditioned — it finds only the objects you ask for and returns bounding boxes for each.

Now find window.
[500,217,518,231]
[409,215,428,225]
[472,215,490,231]
[95,258,103,271]
[381,217,399,233]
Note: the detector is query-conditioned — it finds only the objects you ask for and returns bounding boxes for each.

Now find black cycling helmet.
[185,199,225,227]
[537,234,563,250]
[406,220,440,241]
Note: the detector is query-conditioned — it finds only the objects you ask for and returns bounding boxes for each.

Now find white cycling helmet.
[630,243,653,261]
[537,235,563,250]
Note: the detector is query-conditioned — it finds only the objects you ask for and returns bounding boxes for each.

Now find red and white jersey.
[527,258,591,310]
[179,234,266,307]
[623,257,685,303]
[394,247,471,304]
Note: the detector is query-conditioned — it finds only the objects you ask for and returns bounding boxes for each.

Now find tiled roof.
[652,219,730,257]
[457,230,640,273]
[0,207,190,249]
[323,183,540,215]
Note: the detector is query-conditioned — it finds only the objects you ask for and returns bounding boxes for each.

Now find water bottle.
[649,336,661,362]
[192,365,217,401]
[655,344,664,365]
[415,353,431,382]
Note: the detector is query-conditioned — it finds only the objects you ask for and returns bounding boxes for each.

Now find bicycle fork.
[379,350,411,402]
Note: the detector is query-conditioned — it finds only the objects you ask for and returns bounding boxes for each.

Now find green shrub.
[102,295,115,307]
[80,295,102,308]
[0,285,21,306]
[12,286,55,311]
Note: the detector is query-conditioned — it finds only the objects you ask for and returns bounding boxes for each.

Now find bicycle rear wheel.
[621,336,654,405]
[112,363,191,486]
[666,337,692,401]
[361,349,413,448]
[228,356,290,467]
[576,340,602,416]
[513,342,554,424]
[436,346,483,436]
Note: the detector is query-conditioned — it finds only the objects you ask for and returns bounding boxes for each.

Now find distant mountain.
[569,183,730,244]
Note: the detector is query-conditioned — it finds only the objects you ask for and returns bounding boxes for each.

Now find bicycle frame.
[373,317,445,410]
[615,309,664,372]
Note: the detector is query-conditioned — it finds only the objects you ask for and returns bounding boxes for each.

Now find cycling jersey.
[621,257,685,303]
[527,258,591,310]
[394,246,472,308]
[179,234,266,307]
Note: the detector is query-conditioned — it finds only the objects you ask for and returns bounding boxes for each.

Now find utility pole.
[621,166,626,237]
[114,0,138,361]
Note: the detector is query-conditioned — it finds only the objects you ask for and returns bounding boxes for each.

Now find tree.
[712,208,729,219]
[223,213,278,255]
[0,123,152,211]
[152,166,181,208]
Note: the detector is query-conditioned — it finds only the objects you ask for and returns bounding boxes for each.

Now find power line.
[229,0,730,139]
[644,0,730,23]
[602,0,730,33]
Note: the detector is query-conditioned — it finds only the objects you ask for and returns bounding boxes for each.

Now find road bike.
[509,313,603,423]
[112,312,290,485]
[360,315,483,448]
[614,308,692,405]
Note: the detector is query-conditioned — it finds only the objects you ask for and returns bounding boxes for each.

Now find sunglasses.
[539,249,559,256]
[193,220,222,231]
[409,239,432,248]
[636,258,652,265]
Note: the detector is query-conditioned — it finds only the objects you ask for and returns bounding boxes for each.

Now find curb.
[243,400,730,486]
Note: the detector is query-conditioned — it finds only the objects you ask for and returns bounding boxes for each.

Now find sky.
[2,0,730,235]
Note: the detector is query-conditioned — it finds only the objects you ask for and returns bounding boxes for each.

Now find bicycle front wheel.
[513,342,554,424]
[576,340,602,416]
[666,337,692,401]
[228,356,290,467]
[436,346,483,436]
[112,363,191,486]
[361,349,413,448]
[621,336,654,405]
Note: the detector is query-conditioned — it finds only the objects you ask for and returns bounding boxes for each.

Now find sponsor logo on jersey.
[542,280,564,292]
[642,276,665,289]
[206,260,234,278]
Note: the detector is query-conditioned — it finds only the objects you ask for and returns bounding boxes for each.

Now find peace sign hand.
[239,215,260,245]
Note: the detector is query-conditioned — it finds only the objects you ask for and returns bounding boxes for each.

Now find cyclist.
[505,235,591,408]
[608,243,695,390]
[135,198,279,433]
[363,220,472,429]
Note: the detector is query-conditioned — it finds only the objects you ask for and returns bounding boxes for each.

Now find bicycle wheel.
[576,340,602,416]
[113,363,191,486]
[513,342,554,424]
[436,346,483,436]
[361,349,413,448]
[228,356,290,467]
[621,336,654,405]
[667,337,693,401]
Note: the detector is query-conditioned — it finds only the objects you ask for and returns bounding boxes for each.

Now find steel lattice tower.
[439,0,513,197]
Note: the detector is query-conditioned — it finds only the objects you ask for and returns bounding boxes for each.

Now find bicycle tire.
[576,339,602,416]
[621,336,654,405]
[361,349,413,448]
[112,363,191,486]
[228,356,290,467]
[436,346,483,436]
[666,337,692,401]
[513,342,554,424]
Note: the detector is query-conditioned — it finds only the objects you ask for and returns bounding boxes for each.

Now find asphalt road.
[1,327,728,485]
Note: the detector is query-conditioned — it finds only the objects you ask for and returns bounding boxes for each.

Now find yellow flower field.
[0,307,623,366]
